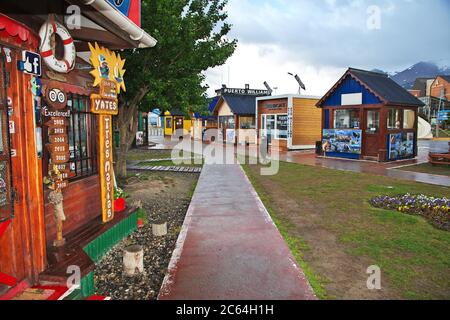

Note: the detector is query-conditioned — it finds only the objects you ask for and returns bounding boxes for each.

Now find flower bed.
[369,194,450,231]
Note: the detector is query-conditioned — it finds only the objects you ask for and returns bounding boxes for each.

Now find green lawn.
[126,149,201,162]
[243,161,450,300]
[397,163,450,177]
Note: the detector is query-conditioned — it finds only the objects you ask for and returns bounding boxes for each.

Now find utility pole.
[436,89,444,138]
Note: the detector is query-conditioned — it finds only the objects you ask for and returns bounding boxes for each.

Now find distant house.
[317,68,424,162]
[210,85,271,145]
[411,77,434,98]
[430,75,450,100]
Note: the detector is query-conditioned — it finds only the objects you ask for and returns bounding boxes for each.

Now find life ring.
[39,21,76,73]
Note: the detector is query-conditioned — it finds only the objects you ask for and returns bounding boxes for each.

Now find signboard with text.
[99,115,114,222]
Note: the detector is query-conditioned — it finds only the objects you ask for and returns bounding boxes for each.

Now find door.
[174,117,184,131]
[262,115,276,145]
[0,53,13,224]
[363,109,381,157]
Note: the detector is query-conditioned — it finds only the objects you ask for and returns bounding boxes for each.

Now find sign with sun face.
[88,42,126,94]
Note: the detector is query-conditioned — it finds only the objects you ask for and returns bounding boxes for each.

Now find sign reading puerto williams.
[88,42,126,223]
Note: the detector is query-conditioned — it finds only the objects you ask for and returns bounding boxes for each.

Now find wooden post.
[152,222,167,237]
[123,245,144,276]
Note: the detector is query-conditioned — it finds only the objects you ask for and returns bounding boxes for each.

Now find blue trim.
[322,75,381,107]
[324,110,330,129]
[325,152,360,160]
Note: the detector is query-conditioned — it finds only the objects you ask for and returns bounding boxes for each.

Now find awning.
[0,13,39,47]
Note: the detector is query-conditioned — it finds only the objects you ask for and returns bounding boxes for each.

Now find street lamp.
[288,72,306,95]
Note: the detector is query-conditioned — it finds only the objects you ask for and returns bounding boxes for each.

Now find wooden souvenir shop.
[317,68,424,162]
[256,95,322,151]
[211,85,272,145]
[0,0,156,299]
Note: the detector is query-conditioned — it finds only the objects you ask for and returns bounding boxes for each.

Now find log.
[123,245,144,277]
[152,222,167,237]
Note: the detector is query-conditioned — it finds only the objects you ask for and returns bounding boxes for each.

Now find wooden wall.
[292,98,322,146]
[44,175,101,246]
[0,38,46,282]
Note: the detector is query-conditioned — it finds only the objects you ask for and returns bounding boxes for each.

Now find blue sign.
[18,50,42,76]
[107,0,131,16]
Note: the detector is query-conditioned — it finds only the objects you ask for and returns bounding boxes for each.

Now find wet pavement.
[158,164,317,300]
[150,137,450,187]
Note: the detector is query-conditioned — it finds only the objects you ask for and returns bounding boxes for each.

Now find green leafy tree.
[115,0,237,177]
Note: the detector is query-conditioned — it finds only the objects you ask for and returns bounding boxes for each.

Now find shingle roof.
[221,95,257,115]
[349,68,425,107]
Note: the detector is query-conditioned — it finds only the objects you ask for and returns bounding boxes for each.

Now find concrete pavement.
[158,164,316,300]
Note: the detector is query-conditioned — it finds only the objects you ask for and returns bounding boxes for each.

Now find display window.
[403,109,415,129]
[240,116,255,129]
[334,109,360,129]
[387,109,401,129]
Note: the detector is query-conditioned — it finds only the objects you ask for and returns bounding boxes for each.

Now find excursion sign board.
[88,42,127,222]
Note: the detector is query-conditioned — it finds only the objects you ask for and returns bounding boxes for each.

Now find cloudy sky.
[204,0,450,97]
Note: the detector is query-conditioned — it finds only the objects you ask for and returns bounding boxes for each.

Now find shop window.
[219,116,235,129]
[276,114,288,139]
[0,56,13,222]
[403,109,415,129]
[366,110,380,133]
[240,116,255,129]
[334,109,360,129]
[387,109,401,129]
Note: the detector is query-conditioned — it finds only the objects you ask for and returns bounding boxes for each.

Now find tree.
[114,0,237,177]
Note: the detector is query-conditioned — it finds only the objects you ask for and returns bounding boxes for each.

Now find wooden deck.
[39,207,137,285]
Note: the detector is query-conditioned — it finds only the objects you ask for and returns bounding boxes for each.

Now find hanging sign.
[99,115,114,223]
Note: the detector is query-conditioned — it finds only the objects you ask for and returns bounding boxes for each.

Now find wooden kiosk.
[256,95,322,151]
[0,2,156,299]
[316,68,424,162]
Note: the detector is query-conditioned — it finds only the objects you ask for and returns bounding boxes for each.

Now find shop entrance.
[174,117,184,131]
[363,109,381,158]
[261,114,276,145]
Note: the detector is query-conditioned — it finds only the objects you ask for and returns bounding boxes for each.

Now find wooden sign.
[51,152,71,164]
[49,134,68,144]
[100,80,118,100]
[46,117,68,127]
[54,180,69,190]
[49,126,67,135]
[99,115,114,222]
[45,81,68,110]
[48,163,70,173]
[46,143,69,154]
[91,94,118,115]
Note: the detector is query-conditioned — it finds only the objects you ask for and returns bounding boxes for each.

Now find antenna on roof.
[263,81,273,95]
[288,72,306,94]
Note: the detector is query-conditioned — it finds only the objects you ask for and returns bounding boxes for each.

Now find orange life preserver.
[39,21,76,73]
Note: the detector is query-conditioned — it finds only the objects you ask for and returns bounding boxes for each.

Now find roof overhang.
[68,0,157,49]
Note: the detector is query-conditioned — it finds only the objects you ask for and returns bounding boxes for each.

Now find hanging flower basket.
[114,198,126,213]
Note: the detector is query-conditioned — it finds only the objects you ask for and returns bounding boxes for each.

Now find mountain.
[381,61,450,89]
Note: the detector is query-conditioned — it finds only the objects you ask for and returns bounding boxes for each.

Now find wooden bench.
[429,153,450,166]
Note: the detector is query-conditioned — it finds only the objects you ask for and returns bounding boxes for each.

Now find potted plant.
[114,187,126,213]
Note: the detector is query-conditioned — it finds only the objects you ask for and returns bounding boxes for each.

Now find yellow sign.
[88,42,126,94]
[99,115,114,223]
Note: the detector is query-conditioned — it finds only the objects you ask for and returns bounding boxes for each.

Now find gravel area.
[94,171,199,300]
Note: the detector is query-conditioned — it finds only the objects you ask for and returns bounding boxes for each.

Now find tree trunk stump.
[152,222,167,237]
[123,245,144,277]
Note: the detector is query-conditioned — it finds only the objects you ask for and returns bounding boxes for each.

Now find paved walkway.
[158,164,316,300]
